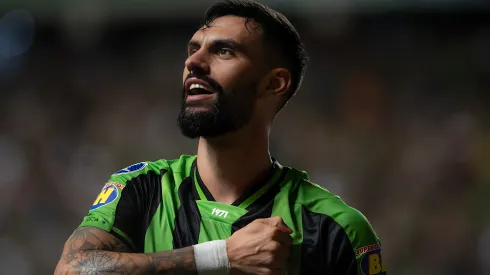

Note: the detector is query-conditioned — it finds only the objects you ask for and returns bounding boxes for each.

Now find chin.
[184,106,215,117]
[184,99,215,108]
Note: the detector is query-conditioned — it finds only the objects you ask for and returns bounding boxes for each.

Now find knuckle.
[268,227,280,236]
[263,255,273,265]
[268,228,285,240]
[271,216,283,223]
[270,241,281,252]
[268,253,278,263]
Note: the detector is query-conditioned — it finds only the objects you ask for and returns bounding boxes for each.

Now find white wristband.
[193,240,230,275]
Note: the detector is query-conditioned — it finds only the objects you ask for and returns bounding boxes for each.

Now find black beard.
[177,84,256,139]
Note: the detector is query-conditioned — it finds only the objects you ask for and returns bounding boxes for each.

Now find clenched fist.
[226,216,293,275]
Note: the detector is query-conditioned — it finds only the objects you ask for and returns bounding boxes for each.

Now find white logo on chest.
[211,208,229,218]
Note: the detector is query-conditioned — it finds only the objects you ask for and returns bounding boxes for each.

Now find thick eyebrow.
[187,39,246,53]
[188,40,201,50]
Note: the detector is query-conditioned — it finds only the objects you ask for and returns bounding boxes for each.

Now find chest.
[141,172,335,274]
[145,192,303,251]
[143,191,316,275]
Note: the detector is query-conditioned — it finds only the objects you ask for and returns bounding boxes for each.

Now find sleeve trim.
[112,226,137,251]
[79,215,112,231]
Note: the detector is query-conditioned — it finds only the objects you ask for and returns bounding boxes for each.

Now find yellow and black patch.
[90,183,119,210]
[360,248,386,275]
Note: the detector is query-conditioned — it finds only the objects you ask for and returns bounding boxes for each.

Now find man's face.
[178,15,267,139]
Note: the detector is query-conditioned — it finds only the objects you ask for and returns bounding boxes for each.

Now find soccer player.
[55,0,386,274]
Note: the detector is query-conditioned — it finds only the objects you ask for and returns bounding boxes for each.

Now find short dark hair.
[202,0,308,110]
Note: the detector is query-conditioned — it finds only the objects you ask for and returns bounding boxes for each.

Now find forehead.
[191,15,263,46]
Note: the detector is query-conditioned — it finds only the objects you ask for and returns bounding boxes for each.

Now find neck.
[196,125,271,204]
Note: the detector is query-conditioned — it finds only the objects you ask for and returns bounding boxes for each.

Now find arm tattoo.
[71,251,123,275]
[150,247,196,274]
[63,227,131,264]
[56,227,197,275]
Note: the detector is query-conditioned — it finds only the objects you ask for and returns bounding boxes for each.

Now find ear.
[262,68,291,97]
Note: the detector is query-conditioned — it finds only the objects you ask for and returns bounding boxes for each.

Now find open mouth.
[185,83,217,104]
[188,84,215,95]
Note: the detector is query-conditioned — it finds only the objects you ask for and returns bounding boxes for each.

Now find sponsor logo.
[106,182,125,190]
[113,162,147,175]
[360,248,386,275]
[356,243,381,255]
[90,184,119,210]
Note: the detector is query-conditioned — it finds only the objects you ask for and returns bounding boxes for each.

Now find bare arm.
[54,226,197,275]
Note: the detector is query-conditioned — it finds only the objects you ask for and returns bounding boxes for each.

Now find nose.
[185,49,210,75]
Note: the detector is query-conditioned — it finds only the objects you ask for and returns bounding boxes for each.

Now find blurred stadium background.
[0,0,489,274]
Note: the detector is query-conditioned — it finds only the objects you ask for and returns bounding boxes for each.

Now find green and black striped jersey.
[80,155,386,275]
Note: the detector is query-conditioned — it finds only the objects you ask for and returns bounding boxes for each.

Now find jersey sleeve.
[79,162,160,251]
[332,208,387,275]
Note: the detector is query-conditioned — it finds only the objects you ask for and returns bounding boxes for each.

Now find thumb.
[268,216,293,234]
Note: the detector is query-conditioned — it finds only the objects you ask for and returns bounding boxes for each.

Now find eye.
[218,48,233,56]
[188,48,198,56]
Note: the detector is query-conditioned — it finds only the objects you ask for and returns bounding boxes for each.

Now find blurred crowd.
[0,6,489,275]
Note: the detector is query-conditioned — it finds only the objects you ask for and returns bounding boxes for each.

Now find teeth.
[190,84,206,90]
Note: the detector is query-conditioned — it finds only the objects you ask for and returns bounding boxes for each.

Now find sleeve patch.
[360,248,386,275]
[113,162,147,175]
[90,183,119,210]
[356,243,381,256]
[111,182,125,190]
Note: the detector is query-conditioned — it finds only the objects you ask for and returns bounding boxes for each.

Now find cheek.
[213,61,255,90]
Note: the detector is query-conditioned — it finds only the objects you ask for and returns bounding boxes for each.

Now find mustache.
[185,72,223,93]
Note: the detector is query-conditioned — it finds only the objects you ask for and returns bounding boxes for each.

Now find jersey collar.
[190,158,284,209]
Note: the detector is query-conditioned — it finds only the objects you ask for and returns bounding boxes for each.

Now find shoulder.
[293,176,386,273]
[298,180,363,218]
[297,179,378,243]
[107,155,197,187]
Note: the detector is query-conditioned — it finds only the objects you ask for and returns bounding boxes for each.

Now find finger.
[270,228,293,246]
[277,224,293,234]
[255,217,293,235]
[253,218,270,225]
[255,217,288,230]
[268,217,293,234]
[267,216,284,227]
